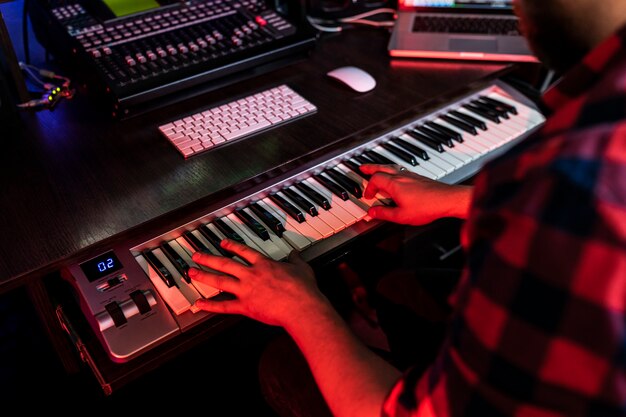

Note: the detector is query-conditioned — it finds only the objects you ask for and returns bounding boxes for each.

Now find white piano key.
[398,133,456,174]
[225,213,288,260]
[435,119,490,157]
[136,254,192,316]
[276,191,335,238]
[152,248,202,312]
[305,178,366,223]
[171,238,221,298]
[260,198,324,245]
[288,186,348,233]
[241,207,300,254]
[487,92,546,128]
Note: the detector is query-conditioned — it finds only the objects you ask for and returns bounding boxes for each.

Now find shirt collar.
[542,24,626,112]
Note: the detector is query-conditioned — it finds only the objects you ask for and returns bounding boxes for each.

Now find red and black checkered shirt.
[383,24,626,417]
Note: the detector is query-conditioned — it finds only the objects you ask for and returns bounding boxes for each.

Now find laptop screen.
[402,0,513,9]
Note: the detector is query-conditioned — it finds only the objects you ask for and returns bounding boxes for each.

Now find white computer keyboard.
[158,85,317,158]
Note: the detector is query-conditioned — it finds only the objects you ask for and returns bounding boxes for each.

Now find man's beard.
[515,0,591,73]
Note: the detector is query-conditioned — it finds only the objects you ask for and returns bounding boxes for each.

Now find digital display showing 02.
[80,251,123,282]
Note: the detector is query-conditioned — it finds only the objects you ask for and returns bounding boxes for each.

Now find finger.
[359,163,403,176]
[367,205,401,223]
[188,267,240,293]
[220,239,266,264]
[192,250,249,277]
[363,172,396,199]
[194,298,242,315]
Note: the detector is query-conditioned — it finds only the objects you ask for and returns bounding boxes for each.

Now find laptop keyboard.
[412,15,520,36]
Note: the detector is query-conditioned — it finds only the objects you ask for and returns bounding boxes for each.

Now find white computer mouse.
[326,66,376,93]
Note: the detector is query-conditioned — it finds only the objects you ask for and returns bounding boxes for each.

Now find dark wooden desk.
[0,25,531,394]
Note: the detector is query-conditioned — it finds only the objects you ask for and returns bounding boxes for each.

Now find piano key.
[373,145,441,179]
[462,103,501,123]
[136,254,192,315]
[304,178,364,224]
[240,207,301,254]
[234,208,270,241]
[425,121,463,143]
[362,149,395,165]
[172,238,221,298]
[261,198,324,244]
[486,92,545,127]
[161,241,191,283]
[249,202,286,237]
[449,110,487,130]
[474,98,510,119]
[479,94,518,115]
[397,134,455,174]
[206,223,251,264]
[435,119,491,157]
[342,158,372,180]
[314,172,351,200]
[324,167,363,198]
[415,125,454,147]
[389,137,430,160]
[334,164,389,212]
[277,191,335,238]
[283,187,318,217]
[220,215,271,255]
[151,248,203,311]
[182,230,213,254]
[269,193,305,223]
[143,249,177,287]
[213,218,246,245]
[405,129,445,153]
[225,213,287,260]
[456,108,519,142]
[295,181,332,210]
[288,187,347,233]
[198,224,234,257]
[379,142,418,166]
[353,154,375,165]
[439,114,478,135]
[471,99,509,119]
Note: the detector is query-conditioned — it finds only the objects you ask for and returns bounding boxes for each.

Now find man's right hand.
[360,164,473,226]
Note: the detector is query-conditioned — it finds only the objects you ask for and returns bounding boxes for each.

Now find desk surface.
[0,27,510,292]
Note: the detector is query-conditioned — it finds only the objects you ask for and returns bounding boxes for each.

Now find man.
[188,0,626,415]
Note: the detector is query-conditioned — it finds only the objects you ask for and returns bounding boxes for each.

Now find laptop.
[388,0,538,62]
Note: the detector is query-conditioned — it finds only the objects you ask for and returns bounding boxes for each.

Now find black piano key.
[324,168,363,199]
[449,110,487,131]
[363,150,395,165]
[213,218,246,245]
[380,142,418,166]
[234,208,270,241]
[283,187,318,217]
[425,121,463,143]
[475,97,513,119]
[416,125,454,147]
[440,114,477,135]
[479,95,518,115]
[390,138,430,160]
[471,99,509,119]
[353,154,375,165]
[198,224,233,257]
[249,202,285,237]
[406,130,444,153]
[342,159,371,180]
[183,230,212,253]
[295,181,331,210]
[314,173,349,201]
[462,103,501,124]
[143,249,177,287]
[161,242,191,283]
[269,193,306,223]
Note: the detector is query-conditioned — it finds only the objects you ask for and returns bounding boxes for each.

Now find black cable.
[22,0,30,64]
